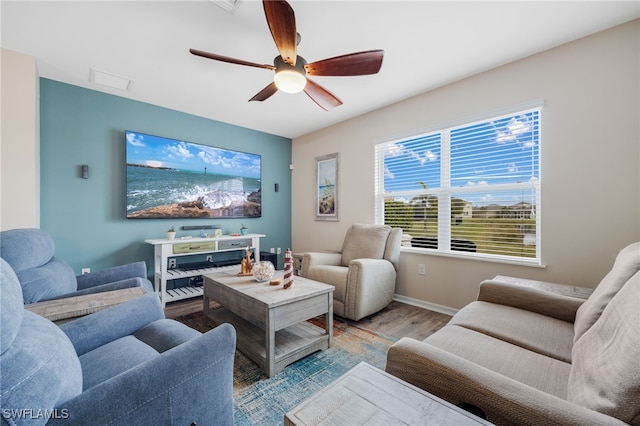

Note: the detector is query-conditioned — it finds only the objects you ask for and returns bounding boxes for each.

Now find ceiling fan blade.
[305,50,384,76]
[249,82,279,102]
[263,0,297,66]
[303,79,343,111]
[190,48,275,71]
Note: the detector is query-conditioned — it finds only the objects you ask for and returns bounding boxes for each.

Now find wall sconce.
[81,165,89,179]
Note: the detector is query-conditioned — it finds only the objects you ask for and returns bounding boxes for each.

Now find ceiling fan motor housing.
[274,55,307,75]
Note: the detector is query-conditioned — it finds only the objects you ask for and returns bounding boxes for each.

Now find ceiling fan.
[190,0,384,111]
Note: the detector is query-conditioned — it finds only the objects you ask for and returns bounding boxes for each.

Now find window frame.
[375,102,543,266]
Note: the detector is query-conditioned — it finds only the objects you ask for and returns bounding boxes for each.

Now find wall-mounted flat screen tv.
[126,131,261,219]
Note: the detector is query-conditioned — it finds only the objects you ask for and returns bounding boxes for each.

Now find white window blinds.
[375,107,541,263]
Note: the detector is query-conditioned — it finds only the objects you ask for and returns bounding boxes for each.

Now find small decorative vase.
[240,228,248,236]
[252,261,275,282]
[166,231,176,240]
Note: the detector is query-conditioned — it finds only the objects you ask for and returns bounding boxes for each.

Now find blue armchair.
[0,228,153,303]
[0,258,236,425]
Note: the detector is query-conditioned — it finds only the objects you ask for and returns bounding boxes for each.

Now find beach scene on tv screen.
[126,131,261,219]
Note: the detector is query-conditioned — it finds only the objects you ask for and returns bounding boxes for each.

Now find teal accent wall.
[40,78,292,274]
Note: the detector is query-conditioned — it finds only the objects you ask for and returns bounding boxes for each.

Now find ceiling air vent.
[89,68,132,91]
[209,0,240,14]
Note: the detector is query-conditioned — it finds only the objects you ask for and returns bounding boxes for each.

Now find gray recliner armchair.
[301,223,402,321]
[0,257,236,425]
[0,228,153,303]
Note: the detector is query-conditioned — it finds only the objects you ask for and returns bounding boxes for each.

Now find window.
[375,106,541,263]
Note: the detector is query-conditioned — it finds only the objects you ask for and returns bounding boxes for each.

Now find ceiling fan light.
[274,70,307,93]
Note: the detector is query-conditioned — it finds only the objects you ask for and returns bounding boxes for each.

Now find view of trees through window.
[376,107,541,261]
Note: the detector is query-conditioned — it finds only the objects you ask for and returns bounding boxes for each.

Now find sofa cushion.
[448,301,574,363]
[79,335,159,390]
[0,228,56,272]
[1,258,83,414]
[573,242,640,343]
[17,257,77,303]
[424,324,571,398]
[1,259,23,354]
[134,319,201,353]
[1,311,83,418]
[341,224,391,266]
[567,270,640,424]
[306,265,348,303]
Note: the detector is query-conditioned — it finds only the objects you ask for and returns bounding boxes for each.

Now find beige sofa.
[386,242,640,426]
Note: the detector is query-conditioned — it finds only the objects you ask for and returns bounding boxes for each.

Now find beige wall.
[292,20,640,311]
[1,48,40,230]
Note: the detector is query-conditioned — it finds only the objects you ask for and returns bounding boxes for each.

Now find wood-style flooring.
[356,301,452,340]
[164,297,451,341]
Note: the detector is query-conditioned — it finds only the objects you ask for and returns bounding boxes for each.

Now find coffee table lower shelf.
[207,308,330,376]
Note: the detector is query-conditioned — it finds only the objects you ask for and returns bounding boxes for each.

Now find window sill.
[400,246,547,268]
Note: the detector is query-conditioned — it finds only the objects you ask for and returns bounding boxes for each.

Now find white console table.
[145,234,265,306]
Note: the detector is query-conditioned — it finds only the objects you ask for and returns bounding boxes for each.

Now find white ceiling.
[2,1,638,139]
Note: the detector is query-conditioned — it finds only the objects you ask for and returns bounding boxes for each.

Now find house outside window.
[375,105,541,264]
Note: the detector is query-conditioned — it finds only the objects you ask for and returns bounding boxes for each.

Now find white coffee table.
[203,270,334,377]
[285,362,493,425]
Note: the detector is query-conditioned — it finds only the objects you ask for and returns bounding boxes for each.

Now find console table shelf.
[164,264,237,280]
[166,285,202,302]
[145,234,265,306]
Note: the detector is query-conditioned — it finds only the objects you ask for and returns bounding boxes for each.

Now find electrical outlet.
[277,248,282,255]
[269,247,275,254]
[81,268,90,275]
[418,264,426,275]
[206,255,213,262]
[169,258,176,269]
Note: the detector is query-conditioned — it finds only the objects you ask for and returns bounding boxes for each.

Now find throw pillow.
[567,270,640,424]
[573,242,640,343]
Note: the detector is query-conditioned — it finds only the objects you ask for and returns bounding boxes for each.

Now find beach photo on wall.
[315,152,339,221]
[125,131,261,219]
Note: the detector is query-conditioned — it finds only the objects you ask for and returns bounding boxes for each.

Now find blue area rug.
[176,313,397,425]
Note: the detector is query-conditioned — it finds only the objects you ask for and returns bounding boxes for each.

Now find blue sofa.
[0,258,236,425]
[0,228,154,303]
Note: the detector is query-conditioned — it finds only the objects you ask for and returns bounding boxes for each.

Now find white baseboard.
[392,294,459,317]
